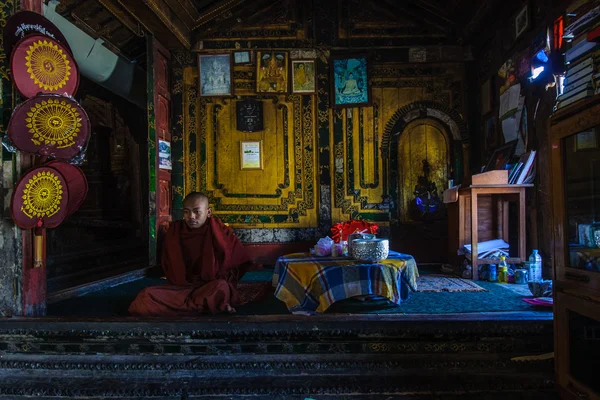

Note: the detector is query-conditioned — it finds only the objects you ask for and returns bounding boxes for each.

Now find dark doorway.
[46,76,149,295]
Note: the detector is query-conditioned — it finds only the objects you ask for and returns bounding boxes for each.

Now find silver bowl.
[350,238,389,263]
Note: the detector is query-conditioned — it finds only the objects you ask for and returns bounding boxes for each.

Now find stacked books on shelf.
[558,1,600,109]
[507,150,536,184]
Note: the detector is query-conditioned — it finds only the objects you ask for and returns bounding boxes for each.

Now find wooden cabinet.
[551,96,600,400]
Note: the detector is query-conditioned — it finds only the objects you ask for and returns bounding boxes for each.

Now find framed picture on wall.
[330,53,370,108]
[290,59,316,94]
[256,51,288,93]
[233,50,252,65]
[515,3,529,39]
[198,53,233,96]
[240,140,263,170]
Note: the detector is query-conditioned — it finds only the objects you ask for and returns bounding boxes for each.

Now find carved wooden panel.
[158,179,171,222]
[155,47,170,97]
[156,94,170,140]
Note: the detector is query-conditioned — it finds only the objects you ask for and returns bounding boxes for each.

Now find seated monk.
[128,192,255,316]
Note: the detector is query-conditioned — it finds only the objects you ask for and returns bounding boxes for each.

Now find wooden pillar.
[147,38,172,266]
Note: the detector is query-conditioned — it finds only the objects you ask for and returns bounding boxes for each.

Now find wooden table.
[457,184,533,280]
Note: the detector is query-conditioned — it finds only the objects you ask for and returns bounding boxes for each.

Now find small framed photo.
[576,130,599,151]
[240,140,263,170]
[158,140,172,170]
[233,50,252,65]
[198,53,233,96]
[515,3,529,39]
[330,53,370,108]
[256,51,288,93]
[484,140,518,172]
[291,59,316,94]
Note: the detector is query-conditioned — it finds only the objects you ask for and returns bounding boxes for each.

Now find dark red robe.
[128,217,254,316]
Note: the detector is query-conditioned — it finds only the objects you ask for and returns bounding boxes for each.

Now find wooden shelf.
[455,186,528,280]
[552,93,600,124]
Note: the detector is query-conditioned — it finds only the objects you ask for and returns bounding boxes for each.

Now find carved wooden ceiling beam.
[193,0,295,42]
[411,0,456,25]
[161,0,196,28]
[193,0,246,29]
[380,0,451,34]
[114,0,191,48]
[97,0,144,37]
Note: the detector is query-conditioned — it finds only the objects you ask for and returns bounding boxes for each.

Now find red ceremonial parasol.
[45,160,88,217]
[10,34,79,99]
[3,10,72,57]
[8,94,90,160]
[10,165,69,230]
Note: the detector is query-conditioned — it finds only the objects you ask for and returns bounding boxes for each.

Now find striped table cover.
[273,251,419,314]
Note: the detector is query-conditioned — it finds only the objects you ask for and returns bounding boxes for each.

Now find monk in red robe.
[128,192,254,316]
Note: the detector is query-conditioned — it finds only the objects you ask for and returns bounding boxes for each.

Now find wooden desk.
[457,184,533,280]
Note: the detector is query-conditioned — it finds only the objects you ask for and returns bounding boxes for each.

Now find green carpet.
[48,268,548,316]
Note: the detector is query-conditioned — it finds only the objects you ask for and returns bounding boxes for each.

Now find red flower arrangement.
[330,220,379,243]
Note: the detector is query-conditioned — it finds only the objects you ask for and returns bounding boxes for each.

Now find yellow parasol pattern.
[25,98,81,148]
[25,39,71,91]
[21,170,64,219]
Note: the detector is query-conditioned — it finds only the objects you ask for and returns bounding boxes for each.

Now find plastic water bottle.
[528,249,543,282]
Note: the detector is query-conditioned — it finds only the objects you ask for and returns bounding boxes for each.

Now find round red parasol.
[3,10,72,58]
[45,160,88,217]
[8,94,90,160]
[10,34,79,99]
[11,166,69,229]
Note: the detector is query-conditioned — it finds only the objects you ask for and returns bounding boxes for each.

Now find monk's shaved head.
[183,192,209,207]
[182,192,211,228]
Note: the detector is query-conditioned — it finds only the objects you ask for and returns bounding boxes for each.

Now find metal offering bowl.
[350,238,389,263]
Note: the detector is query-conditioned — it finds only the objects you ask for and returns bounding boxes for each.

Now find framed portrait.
[240,140,263,170]
[233,50,252,65]
[515,3,529,39]
[484,114,497,150]
[290,59,316,94]
[330,54,370,108]
[256,51,288,93]
[576,129,599,151]
[198,53,232,96]
[484,140,518,172]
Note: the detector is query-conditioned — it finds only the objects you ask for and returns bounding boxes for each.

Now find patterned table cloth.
[273,251,419,314]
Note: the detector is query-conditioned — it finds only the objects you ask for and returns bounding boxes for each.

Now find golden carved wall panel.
[181,66,318,228]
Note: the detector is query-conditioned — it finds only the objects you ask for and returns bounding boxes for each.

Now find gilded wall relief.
[182,64,318,228]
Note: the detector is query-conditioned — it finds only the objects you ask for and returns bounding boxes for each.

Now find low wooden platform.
[0,312,555,399]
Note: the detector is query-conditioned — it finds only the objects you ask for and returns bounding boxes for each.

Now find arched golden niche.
[397,118,449,223]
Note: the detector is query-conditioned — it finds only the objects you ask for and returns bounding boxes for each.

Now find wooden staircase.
[0,312,556,399]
